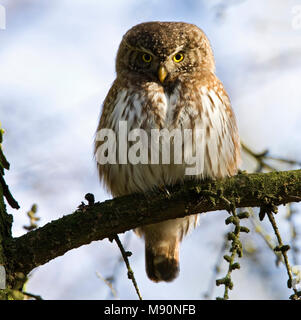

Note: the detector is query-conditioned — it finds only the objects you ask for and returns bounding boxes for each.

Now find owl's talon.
[158,185,171,199]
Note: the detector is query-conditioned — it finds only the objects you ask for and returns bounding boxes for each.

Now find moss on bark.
[3,169,301,277]
[0,123,301,295]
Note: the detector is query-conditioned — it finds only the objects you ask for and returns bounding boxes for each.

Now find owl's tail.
[145,235,180,282]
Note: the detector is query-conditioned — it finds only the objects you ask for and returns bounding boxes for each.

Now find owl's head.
[116,21,215,85]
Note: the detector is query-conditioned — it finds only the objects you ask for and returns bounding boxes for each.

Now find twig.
[264,208,300,299]
[0,175,20,209]
[264,156,301,167]
[23,204,40,231]
[203,233,229,299]
[243,142,301,297]
[22,291,43,300]
[285,204,299,266]
[215,204,250,299]
[96,271,118,299]
[113,235,142,300]
[241,142,274,172]
[247,207,282,265]
[241,142,301,172]
[105,232,132,299]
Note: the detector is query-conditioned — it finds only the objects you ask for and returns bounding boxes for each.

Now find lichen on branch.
[3,169,301,278]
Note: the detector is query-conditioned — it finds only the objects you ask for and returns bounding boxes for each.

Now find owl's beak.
[158,65,168,84]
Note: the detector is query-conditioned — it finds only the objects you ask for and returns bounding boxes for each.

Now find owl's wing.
[94,81,120,187]
[197,79,241,178]
[95,81,120,134]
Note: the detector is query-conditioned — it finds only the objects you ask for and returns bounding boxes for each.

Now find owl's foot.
[158,185,171,199]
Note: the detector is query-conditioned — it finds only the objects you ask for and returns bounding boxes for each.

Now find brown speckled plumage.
[95,21,240,282]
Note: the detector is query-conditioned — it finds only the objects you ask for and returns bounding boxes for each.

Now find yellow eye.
[173,52,184,63]
[142,53,152,63]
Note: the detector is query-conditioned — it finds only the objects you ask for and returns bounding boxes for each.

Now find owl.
[94,21,240,282]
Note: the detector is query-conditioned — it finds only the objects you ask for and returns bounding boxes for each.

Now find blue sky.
[0,0,301,299]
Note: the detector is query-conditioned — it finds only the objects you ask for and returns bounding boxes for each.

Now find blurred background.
[1,0,301,299]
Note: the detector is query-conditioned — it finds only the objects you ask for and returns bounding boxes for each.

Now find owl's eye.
[142,53,152,63]
[173,52,184,63]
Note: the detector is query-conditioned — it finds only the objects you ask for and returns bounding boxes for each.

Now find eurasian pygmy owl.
[94,21,240,282]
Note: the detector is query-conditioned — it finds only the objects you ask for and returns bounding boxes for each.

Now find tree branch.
[3,169,301,279]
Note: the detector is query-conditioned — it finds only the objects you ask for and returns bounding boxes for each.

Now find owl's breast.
[109,82,185,132]
[97,79,240,196]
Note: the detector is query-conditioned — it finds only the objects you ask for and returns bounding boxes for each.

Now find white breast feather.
[106,84,235,196]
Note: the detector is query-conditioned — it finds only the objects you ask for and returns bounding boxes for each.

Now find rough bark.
[0,127,17,297]
[3,169,301,280]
